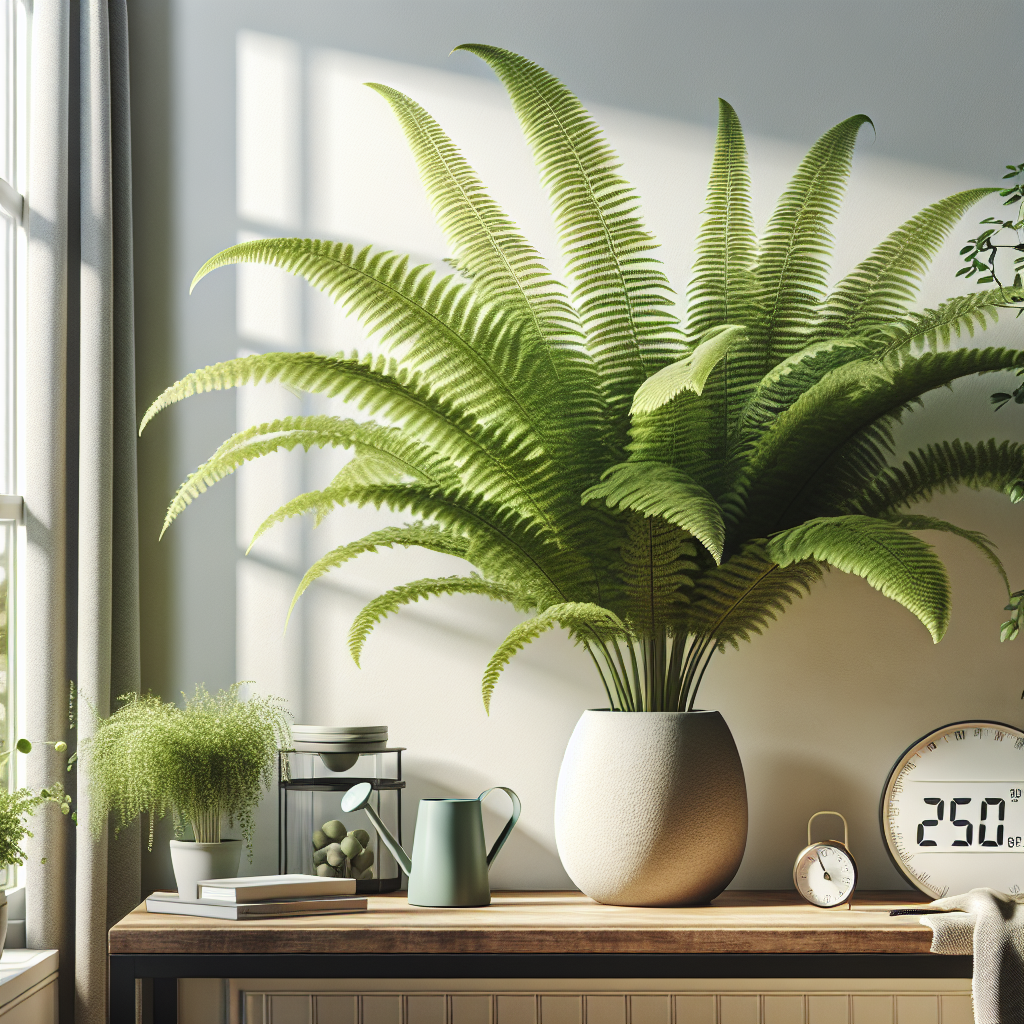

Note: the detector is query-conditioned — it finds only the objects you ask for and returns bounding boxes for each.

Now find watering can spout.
[341,782,413,877]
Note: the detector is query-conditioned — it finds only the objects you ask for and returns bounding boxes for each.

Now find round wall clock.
[880,720,1024,899]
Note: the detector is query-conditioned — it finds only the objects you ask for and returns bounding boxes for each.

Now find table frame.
[108,952,973,1024]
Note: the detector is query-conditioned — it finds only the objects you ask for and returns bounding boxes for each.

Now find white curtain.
[24,1,141,1021]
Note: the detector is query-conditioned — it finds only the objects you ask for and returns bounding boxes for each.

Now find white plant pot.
[555,710,747,906]
[0,889,7,949]
[169,840,242,901]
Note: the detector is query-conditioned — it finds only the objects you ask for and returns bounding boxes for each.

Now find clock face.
[794,842,857,907]
[880,721,1024,899]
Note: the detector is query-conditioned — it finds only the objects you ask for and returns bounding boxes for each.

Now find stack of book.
[145,874,368,919]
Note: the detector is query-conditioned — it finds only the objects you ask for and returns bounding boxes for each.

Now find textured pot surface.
[555,710,747,906]
[170,839,242,901]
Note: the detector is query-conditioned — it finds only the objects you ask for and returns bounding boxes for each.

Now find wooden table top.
[108,890,940,956]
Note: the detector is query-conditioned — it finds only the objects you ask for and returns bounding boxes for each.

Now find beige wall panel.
[406,996,446,1024]
[807,996,848,1024]
[268,995,312,1024]
[541,996,582,1024]
[936,996,972,1024]
[763,995,804,1024]
[850,996,892,1024]
[629,995,670,1024]
[317,996,358,1024]
[720,996,759,1024]
[893,997,937,1024]
[674,996,716,1024]
[363,996,403,1024]
[585,995,626,1024]
[496,995,537,1024]
[452,995,492,1024]
[179,977,225,1024]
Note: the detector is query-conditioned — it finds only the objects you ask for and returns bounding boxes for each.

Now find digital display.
[882,722,1024,899]
[904,782,1023,851]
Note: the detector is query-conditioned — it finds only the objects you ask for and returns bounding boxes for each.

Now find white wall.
[128,0,1024,896]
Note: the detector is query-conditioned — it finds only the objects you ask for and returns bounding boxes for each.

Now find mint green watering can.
[341,781,521,907]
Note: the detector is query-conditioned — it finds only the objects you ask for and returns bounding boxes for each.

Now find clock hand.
[816,850,832,882]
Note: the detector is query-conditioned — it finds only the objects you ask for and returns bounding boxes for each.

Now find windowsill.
[0,949,58,1011]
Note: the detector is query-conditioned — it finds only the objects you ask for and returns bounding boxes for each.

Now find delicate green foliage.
[1002,589,1023,643]
[631,325,746,414]
[79,684,291,854]
[582,461,725,562]
[0,785,70,870]
[143,48,1023,708]
[768,516,951,642]
[822,189,996,337]
[958,163,1024,291]
[482,603,626,712]
[349,576,527,668]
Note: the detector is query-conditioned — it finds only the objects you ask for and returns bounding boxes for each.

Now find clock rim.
[878,718,1024,897]
[792,840,858,907]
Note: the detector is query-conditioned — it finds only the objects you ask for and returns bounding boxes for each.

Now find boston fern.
[142,47,1024,713]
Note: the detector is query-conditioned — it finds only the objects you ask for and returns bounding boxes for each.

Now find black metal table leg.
[152,976,178,1024]
[109,955,136,1024]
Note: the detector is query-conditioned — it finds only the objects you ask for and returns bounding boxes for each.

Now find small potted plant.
[80,683,290,900]
[0,739,71,944]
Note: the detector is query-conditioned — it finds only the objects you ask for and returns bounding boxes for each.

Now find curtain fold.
[25,2,141,1021]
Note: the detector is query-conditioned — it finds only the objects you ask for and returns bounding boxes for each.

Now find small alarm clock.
[879,720,1024,899]
[793,811,858,908]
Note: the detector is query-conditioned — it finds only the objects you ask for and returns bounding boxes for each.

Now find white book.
[146,892,367,920]
[197,874,358,902]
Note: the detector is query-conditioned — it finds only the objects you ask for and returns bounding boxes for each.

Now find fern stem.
[624,638,642,710]
[189,804,222,844]
[686,646,718,712]
[585,645,617,710]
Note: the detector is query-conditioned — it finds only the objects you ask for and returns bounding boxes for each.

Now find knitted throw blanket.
[922,888,1024,1024]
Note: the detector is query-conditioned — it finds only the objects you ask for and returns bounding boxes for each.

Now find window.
[0,0,27,890]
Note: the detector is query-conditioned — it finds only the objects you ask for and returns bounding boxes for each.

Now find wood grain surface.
[108,890,938,956]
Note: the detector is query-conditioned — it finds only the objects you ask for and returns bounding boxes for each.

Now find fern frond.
[349,575,528,667]
[162,416,458,538]
[753,114,873,365]
[850,439,1024,515]
[686,100,759,336]
[881,513,1009,595]
[630,325,746,415]
[685,541,822,648]
[190,238,563,443]
[481,602,627,712]
[821,189,996,335]
[581,461,725,562]
[458,44,680,427]
[741,347,1024,536]
[767,515,951,641]
[870,287,1024,357]
[617,516,698,634]
[366,84,584,355]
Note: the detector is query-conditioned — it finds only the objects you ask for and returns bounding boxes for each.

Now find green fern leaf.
[821,189,996,335]
[767,515,951,641]
[753,114,873,365]
[685,541,822,647]
[349,575,527,667]
[871,287,1024,357]
[581,461,725,562]
[630,325,746,415]
[458,44,680,427]
[287,524,472,619]
[881,513,1009,594]
[617,516,698,635]
[481,602,627,712]
[162,416,458,538]
[851,439,1024,515]
[686,100,759,337]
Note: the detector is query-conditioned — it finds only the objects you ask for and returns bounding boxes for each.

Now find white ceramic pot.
[554,710,747,906]
[169,840,242,901]
[0,888,7,948]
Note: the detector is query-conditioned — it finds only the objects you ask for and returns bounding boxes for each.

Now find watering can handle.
[478,786,521,868]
